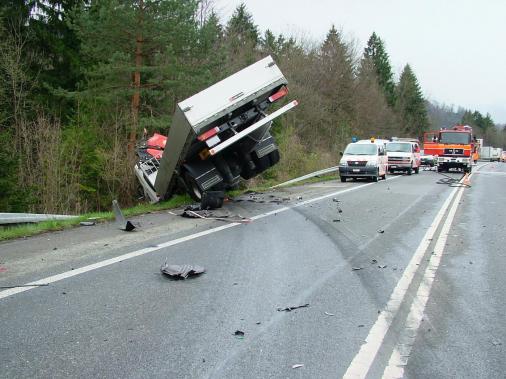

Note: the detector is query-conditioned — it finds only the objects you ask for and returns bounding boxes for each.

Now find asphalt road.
[0,163,504,378]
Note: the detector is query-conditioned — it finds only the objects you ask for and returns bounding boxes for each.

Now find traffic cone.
[463,173,471,186]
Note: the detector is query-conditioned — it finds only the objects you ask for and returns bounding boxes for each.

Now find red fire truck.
[423,125,476,173]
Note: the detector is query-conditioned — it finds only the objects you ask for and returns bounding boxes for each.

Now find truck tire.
[184,172,203,201]
[414,166,419,174]
[340,176,347,182]
[407,166,413,175]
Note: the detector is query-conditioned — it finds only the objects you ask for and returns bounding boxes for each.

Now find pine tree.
[72,0,200,136]
[318,25,356,118]
[396,64,429,138]
[225,3,258,45]
[364,32,396,107]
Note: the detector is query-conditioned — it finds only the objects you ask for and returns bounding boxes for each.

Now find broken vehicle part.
[112,200,135,232]
[160,263,205,279]
[277,303,310,312]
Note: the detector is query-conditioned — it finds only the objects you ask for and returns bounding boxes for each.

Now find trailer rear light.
[197,127,220,142]
[268,86,288,102]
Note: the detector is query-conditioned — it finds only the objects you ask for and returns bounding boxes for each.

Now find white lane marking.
[381,184,466,378]
[342,185,460,379]
[0,177,401,301]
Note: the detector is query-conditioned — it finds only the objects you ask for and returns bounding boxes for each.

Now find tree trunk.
[129,0,144,152]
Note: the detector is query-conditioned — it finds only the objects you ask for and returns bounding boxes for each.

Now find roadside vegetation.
[1,1,505,217]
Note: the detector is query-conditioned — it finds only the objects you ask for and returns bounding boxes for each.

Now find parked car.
[339,139,388,182]
[386,140,421,174]
[421,152,437,167]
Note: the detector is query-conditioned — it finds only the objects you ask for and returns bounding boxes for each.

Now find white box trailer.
[480,146,493,161]
[135,56,298,205]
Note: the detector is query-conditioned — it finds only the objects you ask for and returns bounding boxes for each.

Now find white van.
[385,140,421,175]
[339,139,388,182]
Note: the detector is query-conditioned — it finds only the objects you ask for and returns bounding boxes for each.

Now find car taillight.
[268,86,288,102]
[197,127,219,142]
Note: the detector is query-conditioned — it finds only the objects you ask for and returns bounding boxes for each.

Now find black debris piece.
[332,198,340,203]
[377,229,385,234]
[352,267,363,271]
[112,200,136,231]
[337,208,343,213]
[333,219,341,222]
[185,204,201,212]
[378,265,387,269]
[200,191,225,210]
[233,330,245,337]
[371,259,378,264]
[160,263,205,279]
[358,324,365,328]
[297,196,303,200]
[277,303,310,312]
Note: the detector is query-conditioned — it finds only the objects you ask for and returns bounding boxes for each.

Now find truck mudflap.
[181,160,224,201]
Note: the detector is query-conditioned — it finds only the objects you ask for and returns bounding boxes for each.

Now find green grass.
[0,173,340,242]
[0,194,191,242]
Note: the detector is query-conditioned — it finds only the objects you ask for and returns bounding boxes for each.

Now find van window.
[344,144,377,155]
[386,142,412,153]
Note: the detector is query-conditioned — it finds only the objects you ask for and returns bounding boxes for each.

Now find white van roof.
[356,139,387,146]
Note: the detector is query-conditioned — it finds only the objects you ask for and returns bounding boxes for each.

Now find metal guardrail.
[271,166,340,188]
[0,213,78,225]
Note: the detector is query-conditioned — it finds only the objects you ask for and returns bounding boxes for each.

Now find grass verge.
[0,172,340,242]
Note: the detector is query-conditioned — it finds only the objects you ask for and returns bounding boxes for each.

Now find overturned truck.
[135,56,298,208]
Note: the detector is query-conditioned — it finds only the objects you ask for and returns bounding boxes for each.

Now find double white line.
[343,173,472,379]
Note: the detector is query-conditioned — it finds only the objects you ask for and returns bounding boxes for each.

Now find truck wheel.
[407,166,413,175]
[184,172,203,201]
[414,166,419,174]
[340,176,347,182]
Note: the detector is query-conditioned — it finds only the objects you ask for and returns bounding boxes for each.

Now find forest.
[1,1,504,214]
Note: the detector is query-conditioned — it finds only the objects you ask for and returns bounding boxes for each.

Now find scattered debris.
[112,200,135,232]
[377,229,385,234]
[297,196,303,200]
[256,321,261,325]
[233,330,245,337]
[79,221,95,226]
[332,219,341,222]
[200,191,225,210]
[337,208,343,213]
[292,364,304,369]
[352,267,363,271]
[277,303,310,312]
[491,340,502,346]
[358,324,365,327]
[378,265,387,269]
[324,312,335,316]
[332,198,340,203]
[371,259,378,264]
[181,208,251,224]
[160,262,205,279]
[469,261,473,265]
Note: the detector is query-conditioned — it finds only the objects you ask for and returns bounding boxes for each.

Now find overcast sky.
[214,0,506,123]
